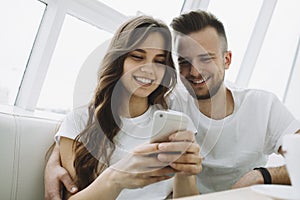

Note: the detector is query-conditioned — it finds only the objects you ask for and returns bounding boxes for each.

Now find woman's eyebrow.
[156,54,167,58]
[133,48,166,57]
[132,48,146,53]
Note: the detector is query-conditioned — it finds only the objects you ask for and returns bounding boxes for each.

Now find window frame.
[15,0,127,111]
[182,0,278,88]
[14,0,284,113]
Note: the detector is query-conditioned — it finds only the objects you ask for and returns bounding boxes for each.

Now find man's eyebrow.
[178,53,216,61]
[198,53,216,57]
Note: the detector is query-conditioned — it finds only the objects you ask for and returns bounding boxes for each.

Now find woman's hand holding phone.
[108,143,176,190]
[150,110,202,175]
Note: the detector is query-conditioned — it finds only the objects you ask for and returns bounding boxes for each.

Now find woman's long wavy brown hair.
[73,16,177,190]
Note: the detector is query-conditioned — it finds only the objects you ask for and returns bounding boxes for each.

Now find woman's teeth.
[135,76,153,84]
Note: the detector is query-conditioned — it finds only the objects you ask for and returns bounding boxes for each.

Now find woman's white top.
[55,105,196,200]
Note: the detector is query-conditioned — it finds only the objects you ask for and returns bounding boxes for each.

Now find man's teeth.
[135,77,152,84]
[193,79,205,84]
[192,77,207,84]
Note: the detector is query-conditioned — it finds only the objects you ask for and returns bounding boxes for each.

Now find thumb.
[60,170,78,194]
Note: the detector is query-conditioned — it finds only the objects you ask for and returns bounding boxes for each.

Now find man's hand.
[157,131,202,175]
[44,143,78,200]
[156,131,202,198]
[232,170,264,189]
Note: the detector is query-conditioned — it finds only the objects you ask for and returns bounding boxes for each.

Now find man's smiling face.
[175,26,231,100]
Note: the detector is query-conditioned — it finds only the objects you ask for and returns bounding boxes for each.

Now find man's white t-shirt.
[170,83,300,193]
[55,105,196,200]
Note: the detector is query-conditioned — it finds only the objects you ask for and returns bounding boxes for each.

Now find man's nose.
[190,60,203,76]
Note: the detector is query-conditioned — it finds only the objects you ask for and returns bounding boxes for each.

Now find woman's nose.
[140,63,154,74]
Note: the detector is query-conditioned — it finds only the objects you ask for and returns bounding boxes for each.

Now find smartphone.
[150,110,189,143]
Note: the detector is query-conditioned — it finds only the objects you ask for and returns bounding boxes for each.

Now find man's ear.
[224,51,232,70]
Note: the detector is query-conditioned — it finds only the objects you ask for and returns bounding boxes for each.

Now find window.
[207,0,263,83]
[36,14,112,113]
[98,0,184,24]
[249,0,300,100]
[0,0,45,105]
[284,38,300,120]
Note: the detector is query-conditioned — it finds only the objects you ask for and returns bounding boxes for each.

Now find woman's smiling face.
[121,32,167,99]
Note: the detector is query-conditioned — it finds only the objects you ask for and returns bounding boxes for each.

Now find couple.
[45,10,300,200]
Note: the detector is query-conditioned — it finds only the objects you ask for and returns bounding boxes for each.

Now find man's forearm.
[48,143,61,164]
[173,174,199,198]
[270,131,300,184]
[268,165,291,185]
[232,165,291,188]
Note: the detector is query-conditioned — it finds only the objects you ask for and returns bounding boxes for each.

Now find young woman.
[55,16,201,199]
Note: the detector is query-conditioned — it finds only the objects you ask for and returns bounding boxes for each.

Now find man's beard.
[182,75,224,100]
[196,78,223,100]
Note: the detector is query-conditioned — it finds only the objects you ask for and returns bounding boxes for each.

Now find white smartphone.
[150,110,189,143]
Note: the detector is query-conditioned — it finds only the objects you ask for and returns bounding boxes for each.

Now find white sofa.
[0,105,61,200]
[0,104,285,200]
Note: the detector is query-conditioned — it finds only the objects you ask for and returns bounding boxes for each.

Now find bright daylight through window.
[0,0,45,105]
[36,14,112,113]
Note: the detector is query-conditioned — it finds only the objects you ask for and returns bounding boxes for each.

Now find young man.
[45,10,300,199]
[169,10,300,193]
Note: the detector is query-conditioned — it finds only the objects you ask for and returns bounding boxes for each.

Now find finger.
[111,155,169,173]
[157,153,201,164]
[158,142,199,153]
[59,170,78,194]
[170,163,202,174]
[168,130,195,142]
[146,166,177,177]
[133,143,160,155]
[137,156,170,169]
[185,143,200,154]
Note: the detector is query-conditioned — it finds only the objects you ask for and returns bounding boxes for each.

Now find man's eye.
[179,61,191,73]
[179,60,191,67]
[201,57,213,63]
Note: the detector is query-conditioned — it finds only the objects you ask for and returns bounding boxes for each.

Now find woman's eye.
[131,54,143,60]
[155,60,166,65]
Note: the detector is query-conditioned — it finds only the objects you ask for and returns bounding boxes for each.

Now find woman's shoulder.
[72,105,90,117]
[65,105,90,128]
[55,105,91,142]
